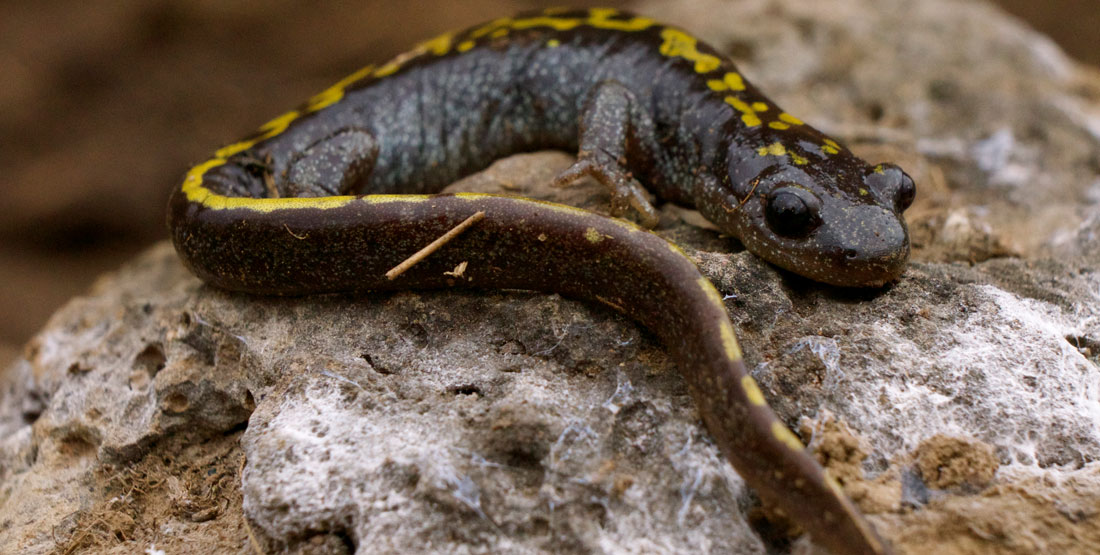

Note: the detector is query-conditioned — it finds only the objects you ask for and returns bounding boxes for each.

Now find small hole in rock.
[867,101,885,122]
[362,353,394,375]
[450,384,482,396]
[133,343,167,377]
[58,434,96,458]
[67,362,92,375]
[164,392,190,413]
[1066,335,1099,358]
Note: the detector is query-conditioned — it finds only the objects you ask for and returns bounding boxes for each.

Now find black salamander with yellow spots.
[169,8,914,555]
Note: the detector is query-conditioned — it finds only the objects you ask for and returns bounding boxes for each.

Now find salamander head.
[700,145,915,287]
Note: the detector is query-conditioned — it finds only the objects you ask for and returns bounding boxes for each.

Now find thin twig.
[386,211,485,280]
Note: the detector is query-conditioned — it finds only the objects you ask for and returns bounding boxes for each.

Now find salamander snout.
[821,202,910,287]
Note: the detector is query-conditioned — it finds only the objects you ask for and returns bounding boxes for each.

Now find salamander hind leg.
[284,127,379,197]
[552,81,661,228]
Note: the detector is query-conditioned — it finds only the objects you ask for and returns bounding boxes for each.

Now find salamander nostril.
[844,248,859,260]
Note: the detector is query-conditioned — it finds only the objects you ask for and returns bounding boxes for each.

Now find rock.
[2,1,1100,554]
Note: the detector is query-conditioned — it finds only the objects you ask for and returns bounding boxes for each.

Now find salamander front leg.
[284,127,379,197]
[552,81,661,228]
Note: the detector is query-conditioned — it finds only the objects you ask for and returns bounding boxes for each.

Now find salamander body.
[169,8,911,555]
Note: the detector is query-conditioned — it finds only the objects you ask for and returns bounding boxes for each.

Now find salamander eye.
[765,185,821,238]
[895,171,916,211]
[866,163,916,212]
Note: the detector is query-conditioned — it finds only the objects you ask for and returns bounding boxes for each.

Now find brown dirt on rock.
[56,430,253,555]
[914,435,1000,491]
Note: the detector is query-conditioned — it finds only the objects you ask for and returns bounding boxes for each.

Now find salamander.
[168,8,914,555]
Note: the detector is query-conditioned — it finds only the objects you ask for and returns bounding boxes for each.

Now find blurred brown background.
[0,0,1096,354]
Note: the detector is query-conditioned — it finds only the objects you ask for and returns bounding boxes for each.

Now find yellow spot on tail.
[859,188,869,196]
[826,474,846,497]
[725,96,762,127]
[511,17,579,31]
[741,376,766,406]
[417,32,453,56]
[470,18,512,38]
[584,227,605,243]
[362,194,432,204]
[768,122,790,130]
[490,28,510,38]
[696,277,744,361]
[751,101,769,112]
[659,28,722,74]
[374,60,403,78]
[719,321,743,360]
[184,159,228,188]
[873,164,885,174]
[771,421,806,451]
[822,138,841,155]
[457,40,476,52]
[215,140,253,159]
[546,38,561,48]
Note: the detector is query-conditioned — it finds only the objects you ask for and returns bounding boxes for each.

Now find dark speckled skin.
[169,8,904,555]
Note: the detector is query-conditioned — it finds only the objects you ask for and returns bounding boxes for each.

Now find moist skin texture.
[169,8,912,555]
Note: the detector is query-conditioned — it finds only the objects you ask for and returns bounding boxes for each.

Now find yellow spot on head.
[741,376,766,406]
[751,102,769,112]
[490,28,509,39]
[757,142,807,164]
[659,28,722,74]
[757,142,787,157]
[725,96,762,127]
[546,38,561,48]
[873,164,885,174]
[706,72,745,92]
[771,421,805,451]
[859,188,869,196]
[778,112,804,126]
[457,40,476,52]
[822,138,841,155]
[586,9,654,31]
